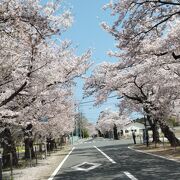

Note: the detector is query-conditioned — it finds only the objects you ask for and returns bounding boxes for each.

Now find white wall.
[123,123,145,137]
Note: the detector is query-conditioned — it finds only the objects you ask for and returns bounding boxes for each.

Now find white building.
[122,122,145,137]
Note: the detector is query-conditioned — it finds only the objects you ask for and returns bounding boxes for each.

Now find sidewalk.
[3,146,72,180]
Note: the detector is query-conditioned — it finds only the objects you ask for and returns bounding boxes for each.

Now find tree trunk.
[151,121,161,143]
[24,138,35,159]
[39,143,43,152]
[98,130,102,137]
[1,128,18,167]
[159,122,180,147]
[47,138,51,151]
[113,124,118,140]
[145,112,160,143]
[23,123,35,159]
[143,105,179,146]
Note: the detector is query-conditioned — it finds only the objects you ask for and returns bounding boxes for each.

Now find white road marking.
[128,146,180,163]
[94,146,116,164]
[48,147,75,180]
[84,141,92,144]
[124,171,138,180]
[71,162,101,172]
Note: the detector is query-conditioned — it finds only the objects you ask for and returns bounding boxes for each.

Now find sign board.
[39,117,48,123]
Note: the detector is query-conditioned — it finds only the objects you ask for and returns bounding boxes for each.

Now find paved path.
[49,138,180,180]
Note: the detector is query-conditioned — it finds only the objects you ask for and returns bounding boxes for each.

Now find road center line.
[94,146,116,164]
[48,147,75,180]
[124,171,138,180]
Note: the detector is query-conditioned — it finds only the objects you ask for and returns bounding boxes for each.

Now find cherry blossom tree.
[0,0,91,165]
[85,122,97,137]
[84,0,180,146]
[102,0,180,60]
[84,48,180,145]
[0,0,73,108]
[96,109,130,138]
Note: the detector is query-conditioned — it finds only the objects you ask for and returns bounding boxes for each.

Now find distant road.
[49,138,180,180]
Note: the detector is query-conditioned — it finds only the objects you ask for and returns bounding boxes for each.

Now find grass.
[16,146,25,153]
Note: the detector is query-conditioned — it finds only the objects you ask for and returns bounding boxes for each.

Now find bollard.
[0,153,2,180]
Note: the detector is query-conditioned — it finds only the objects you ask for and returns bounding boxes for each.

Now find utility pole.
[76,100,85,139]
[79,112,82,139]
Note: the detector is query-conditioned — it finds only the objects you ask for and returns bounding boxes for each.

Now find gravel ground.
[3,146,72,180]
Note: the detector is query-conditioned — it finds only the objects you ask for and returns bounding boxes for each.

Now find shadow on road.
[53,144,180,180]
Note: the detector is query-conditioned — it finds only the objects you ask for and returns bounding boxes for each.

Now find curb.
[128,146,180,163]
[48,147,75,180]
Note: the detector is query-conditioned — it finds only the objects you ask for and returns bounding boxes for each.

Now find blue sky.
[61,0,120,124]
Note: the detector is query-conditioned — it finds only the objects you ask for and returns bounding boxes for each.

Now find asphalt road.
[50,138,180,180]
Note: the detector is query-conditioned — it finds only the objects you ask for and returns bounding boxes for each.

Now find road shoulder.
[128,145,180,163]
[11,146,73,180]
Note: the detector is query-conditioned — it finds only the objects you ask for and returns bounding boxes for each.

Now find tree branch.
[123,93,143,103]
[0,81,27,107]
[172,52,180,60]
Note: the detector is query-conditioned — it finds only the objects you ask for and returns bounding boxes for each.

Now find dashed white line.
[48,147,75,180]
[124,171,138,180]
[94,146,116,164]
